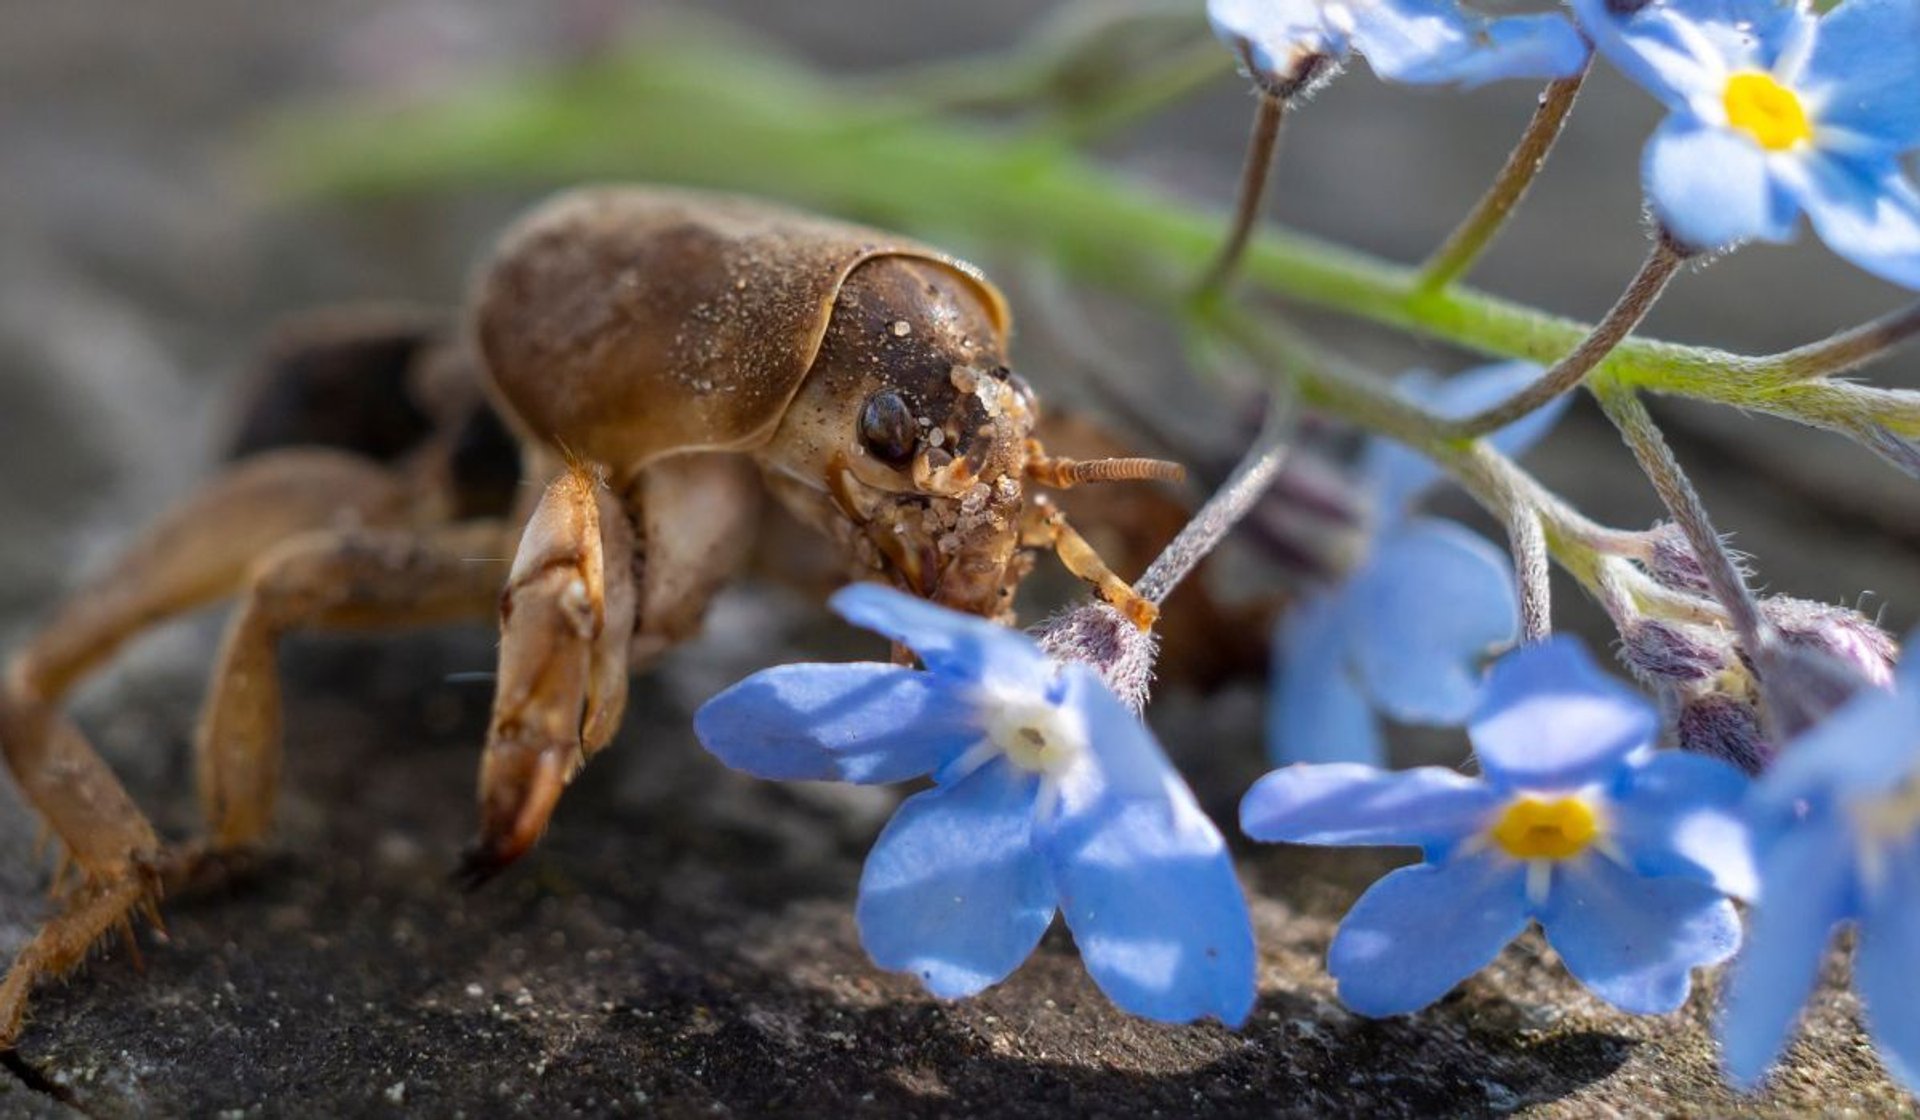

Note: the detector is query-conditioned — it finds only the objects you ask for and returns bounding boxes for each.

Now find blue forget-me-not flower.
[1720,633,1920,1091]
[1208,0,1589,96]
[1245,637,1754,1016]
[693,584,1257,1025]
[1270,361,1568,765]
[1572,0,1920,287]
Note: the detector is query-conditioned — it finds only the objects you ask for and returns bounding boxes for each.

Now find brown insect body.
[477,186,1045,620]
[0,186,1177,1047]
[477,188,1009,471]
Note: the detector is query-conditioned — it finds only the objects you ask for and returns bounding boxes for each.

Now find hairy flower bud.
[1761,597,1898,689]
[1617,618,1733,685]
[1745,598,1899,741]
[1034,601,1161,714]
[1642,522,1749,599]
[1673,689,1773,775]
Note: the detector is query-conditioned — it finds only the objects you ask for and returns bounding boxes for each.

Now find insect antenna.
[1034,456,1186,489]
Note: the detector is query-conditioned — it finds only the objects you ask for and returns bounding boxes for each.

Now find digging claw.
[452,841,514,891]
[462,742,570,889]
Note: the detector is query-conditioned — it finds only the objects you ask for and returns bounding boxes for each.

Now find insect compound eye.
[858,389,918,468]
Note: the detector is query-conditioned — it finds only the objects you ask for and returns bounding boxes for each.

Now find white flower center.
[981,690,1085,776]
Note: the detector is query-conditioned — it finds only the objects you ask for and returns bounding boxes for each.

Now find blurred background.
[3,0,1915,635]
[1,1,1915,1114]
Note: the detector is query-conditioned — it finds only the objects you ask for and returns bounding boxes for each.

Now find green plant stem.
[1590,381,1766,648]
[1509,511,1552,642]
[1206,305,1717,625]
[1767,298,1920,382]
[1441,236,1687,440]
[1416,67,1588,293]
[267,35,1920,460]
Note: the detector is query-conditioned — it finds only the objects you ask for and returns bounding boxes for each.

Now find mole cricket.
[0,186,1188,1045]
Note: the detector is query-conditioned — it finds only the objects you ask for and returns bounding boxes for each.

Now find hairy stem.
[1195,93,1286,299]
[1210,306,1642,593]
[1767,298,1920,382]
[1416,68,1588,293]
[1591,381,1766,648]
[1136,394,1294,605]
[1441,236,1687,440]
[1509,512,1553,642]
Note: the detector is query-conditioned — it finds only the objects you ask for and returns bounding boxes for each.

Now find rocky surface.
[1,1,1916,1116]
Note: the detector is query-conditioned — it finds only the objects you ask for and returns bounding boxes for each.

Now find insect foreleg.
[465,467,637,883]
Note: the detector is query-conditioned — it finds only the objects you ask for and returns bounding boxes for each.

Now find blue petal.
[1268,595,1384,766]
[1364,361,1567,516]
[1355,1,1588,87]
[1801,0,1920,158]
[1241,763,1500,854]
[1855,842,1920,1094]
[1328,855,1530,1016]
[1608,750,1758,899]
[1347,519,1519,724]
[856,758,1054,999]
[1471,636,1658,791]
[1042,787,1256,1026]
[1643,117,1798,253]
[1035,668,1256,1024]
[1719,817,1858,1089]
[1055,663,1171,805]
[1757,678,1920,811]
[1571,0,1810,112]
[1538,855,1741,1014]
[830,583,1053,691]
[694,662,981,784]
[1208,0,1348,86]
[1784,155,1920,290]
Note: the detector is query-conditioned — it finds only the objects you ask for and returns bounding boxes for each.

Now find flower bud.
[1641,521,1747,598]
[1673,689,1773,775]
[1761,597,1898,689]
[1034,601,1161,714]
[1616,619,1733,685]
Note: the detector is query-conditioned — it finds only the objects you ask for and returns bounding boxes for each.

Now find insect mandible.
[0,186,1182,1045]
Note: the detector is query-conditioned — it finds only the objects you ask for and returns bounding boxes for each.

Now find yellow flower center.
[1490,796,1599,861]
[1723,72,1814,152]
[983,695,1083,776]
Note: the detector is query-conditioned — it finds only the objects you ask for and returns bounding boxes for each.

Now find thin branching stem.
[1195,92,1285,299]
[1591,381,1766,648]
[1203,304,1735,635]
[1439,236,1688,440]
[1509,511,1553,642]
[1766,299,1920,382]
[1416,66,1589,293]
[1135,392,1295,606]
[1203,305,1705,616]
